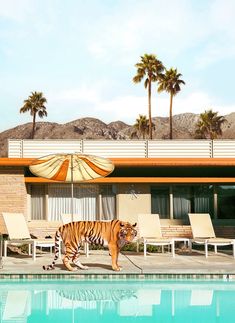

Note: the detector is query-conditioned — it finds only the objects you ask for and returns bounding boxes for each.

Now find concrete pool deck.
[0,248,235,278]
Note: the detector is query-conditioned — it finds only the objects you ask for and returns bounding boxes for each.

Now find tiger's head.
[119,221,137,243]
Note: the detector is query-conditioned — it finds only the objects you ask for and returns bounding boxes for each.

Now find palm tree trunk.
[32,113,36,139]
[148,80,152,139]
[169,93,173,139]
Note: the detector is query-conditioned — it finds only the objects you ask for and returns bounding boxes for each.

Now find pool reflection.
[0,281,235,322]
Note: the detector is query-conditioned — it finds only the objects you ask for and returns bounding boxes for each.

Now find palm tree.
[133,54,164,139]
[158,68,185,139]
[195,109,227,139]
[133,114,149,139]
[20,91,47,139]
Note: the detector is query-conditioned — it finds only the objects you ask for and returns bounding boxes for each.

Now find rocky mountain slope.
[1,113,235,157]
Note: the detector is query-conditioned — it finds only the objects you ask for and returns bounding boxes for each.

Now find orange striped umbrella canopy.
[29,153,114,182]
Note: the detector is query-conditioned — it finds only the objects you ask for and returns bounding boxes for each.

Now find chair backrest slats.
[2,212,31,240]
[138,214,162,238]
[188,213,215,238]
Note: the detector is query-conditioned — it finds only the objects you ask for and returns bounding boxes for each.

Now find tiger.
[43,219,137,272]
[57,288,136,302]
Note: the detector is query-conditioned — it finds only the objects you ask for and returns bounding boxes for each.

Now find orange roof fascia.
[25,177,235,184]
[3,157,235,167]
[111,158,235,167]
[0,158,34,166]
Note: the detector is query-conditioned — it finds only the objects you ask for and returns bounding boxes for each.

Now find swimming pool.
[0,279,235,322]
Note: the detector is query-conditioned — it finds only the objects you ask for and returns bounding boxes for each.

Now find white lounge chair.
[3,290,31,321]
[118,289,161,316]
[190,290,213,306]
[137,214,175,257]
[61,213,89,257]
[188,213,235,258]
[2,212,58,261]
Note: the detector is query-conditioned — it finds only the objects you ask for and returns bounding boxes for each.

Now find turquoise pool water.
[0,279,235,322]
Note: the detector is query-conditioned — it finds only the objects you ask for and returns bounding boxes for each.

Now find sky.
[0,0,235,132]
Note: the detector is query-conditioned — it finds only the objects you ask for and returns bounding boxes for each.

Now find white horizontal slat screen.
[147,140,212,158]
[83,140,147,157]
[8,140,23,158]
[8,140,82,158]
[9,139,235,158]
[213,140,235,158]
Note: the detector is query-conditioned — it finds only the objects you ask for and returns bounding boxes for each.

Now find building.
[1,139,235,239]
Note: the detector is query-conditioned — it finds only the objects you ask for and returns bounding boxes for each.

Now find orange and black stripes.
[43,220,137,272]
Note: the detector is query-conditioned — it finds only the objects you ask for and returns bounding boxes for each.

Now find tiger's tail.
[42,230,61,270]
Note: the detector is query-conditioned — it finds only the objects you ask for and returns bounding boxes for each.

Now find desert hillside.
[1,113,235,157]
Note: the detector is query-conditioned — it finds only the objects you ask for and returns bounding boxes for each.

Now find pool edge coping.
[0,273,235,280]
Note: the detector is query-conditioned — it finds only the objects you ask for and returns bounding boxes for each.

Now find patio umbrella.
[29,153,114,219]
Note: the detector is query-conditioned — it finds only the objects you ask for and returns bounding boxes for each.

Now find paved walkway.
[1,248,235,276]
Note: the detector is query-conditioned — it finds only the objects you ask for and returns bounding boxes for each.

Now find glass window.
[193,185,214,216]
[100,185,116,220]
[173,185,214,220]
[217,186,235,219]
[151,186,170,219]
[30,184,116,222]
[151,185,214,220]
[31,185,46,220]
[173,186,192,219]
[48,184,98,221]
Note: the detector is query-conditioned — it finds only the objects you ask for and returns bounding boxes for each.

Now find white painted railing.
[7,139,235,158]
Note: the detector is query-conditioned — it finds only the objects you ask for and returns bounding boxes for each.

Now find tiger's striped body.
[43,220,137,272]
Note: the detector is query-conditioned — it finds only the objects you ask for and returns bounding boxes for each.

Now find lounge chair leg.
[214,245,217,254]
[32,242,36,261]
[3,241,7,257]
[136,241,139,253]
[188,240,192,252]
[172,243,175,258]
[162,246,164,253]
[205,243,208,258]
[144,242,147,257]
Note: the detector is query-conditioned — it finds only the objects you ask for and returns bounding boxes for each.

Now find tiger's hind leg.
[63,254,78,272]
[63,245,79,271]
[72,249,89,270]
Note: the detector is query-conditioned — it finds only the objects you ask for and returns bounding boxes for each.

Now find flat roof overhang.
[2,158,235,184]
[24,177,235,184]
[3,157,235,167]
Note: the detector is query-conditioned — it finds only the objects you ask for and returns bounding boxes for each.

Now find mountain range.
[1,112,235,157]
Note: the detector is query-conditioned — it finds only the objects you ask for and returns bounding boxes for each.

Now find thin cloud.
[50,87,101,104]
[0,0,235,133]
[46,91,233,126]
[0,0,33,21]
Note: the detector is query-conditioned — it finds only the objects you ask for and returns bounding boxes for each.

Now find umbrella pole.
[71,182,74,221]
[71,155,74,221]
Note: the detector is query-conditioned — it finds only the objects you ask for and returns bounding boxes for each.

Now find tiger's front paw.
[73,260,89,270]
[68,267,78,272]
[112,266,122,271]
